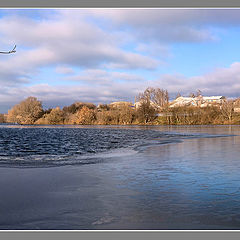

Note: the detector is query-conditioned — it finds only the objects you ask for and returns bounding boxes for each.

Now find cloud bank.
[0,9,240,112]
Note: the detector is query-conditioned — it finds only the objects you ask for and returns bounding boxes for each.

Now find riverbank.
[4,96,239,125]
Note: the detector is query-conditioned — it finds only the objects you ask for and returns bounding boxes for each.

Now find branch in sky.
[0,45,16,54]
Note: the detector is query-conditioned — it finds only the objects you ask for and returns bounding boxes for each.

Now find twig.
[0,45,16,54]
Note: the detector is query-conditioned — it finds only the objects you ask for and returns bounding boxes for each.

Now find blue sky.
[1,9,240,112]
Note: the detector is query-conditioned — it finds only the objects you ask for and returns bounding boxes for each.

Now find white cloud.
[0,9,237,89]
[2,61,240,113]
[150,62,240,98]
[55,66,75,74]
[66,69,145,85]
[0,11,159,74]
[88,9,240,43]
[1,9,240,112]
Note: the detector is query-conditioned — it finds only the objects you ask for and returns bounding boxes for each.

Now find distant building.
[169,95,225,108]
[169,97,195,108]
[202,96,225,104]
[134,101,141,109]
[109,101,133,109]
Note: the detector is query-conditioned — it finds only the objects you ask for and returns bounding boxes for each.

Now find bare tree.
[189,89,202,98]
[137,101,156,124]
[196,89,202,97]
[176,92,181,99]
[136,87,168,124]
[137,87,169,109]
[221,99,234,122]
[189,92,195,98]
[0,45,16,54]
[152,88,169,108]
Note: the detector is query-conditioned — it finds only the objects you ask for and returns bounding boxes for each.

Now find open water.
[0,124,240,229]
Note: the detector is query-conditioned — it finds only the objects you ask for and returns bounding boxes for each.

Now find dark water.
[0,124,240,229]
[0,125,231,167]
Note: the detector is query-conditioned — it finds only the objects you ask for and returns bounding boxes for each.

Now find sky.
[1,8,240,112]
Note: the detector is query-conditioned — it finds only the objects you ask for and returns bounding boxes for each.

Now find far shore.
[3,90,240,126]
[2,122,240,126]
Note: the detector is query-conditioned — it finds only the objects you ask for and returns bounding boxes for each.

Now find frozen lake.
[0,125,240,229]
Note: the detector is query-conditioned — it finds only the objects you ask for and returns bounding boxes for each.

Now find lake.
[0,124,240,229]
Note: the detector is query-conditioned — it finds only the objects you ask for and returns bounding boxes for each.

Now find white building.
[169,95,225,108]
[109,101,133,108]
[202,96,225,104]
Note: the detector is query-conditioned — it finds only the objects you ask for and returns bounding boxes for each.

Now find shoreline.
[1,122,240,126]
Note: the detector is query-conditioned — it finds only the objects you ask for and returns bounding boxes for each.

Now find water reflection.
[98,127,240,229]
[1,125,240,229]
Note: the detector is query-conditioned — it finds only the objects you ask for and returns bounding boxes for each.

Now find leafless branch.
[0,45,16,54]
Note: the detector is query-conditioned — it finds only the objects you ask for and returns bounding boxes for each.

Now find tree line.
[1,87,240,125]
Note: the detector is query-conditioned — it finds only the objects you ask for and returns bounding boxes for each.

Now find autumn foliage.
[71,106,96,125]
[4,88,240,125]
[7,97,43,124]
